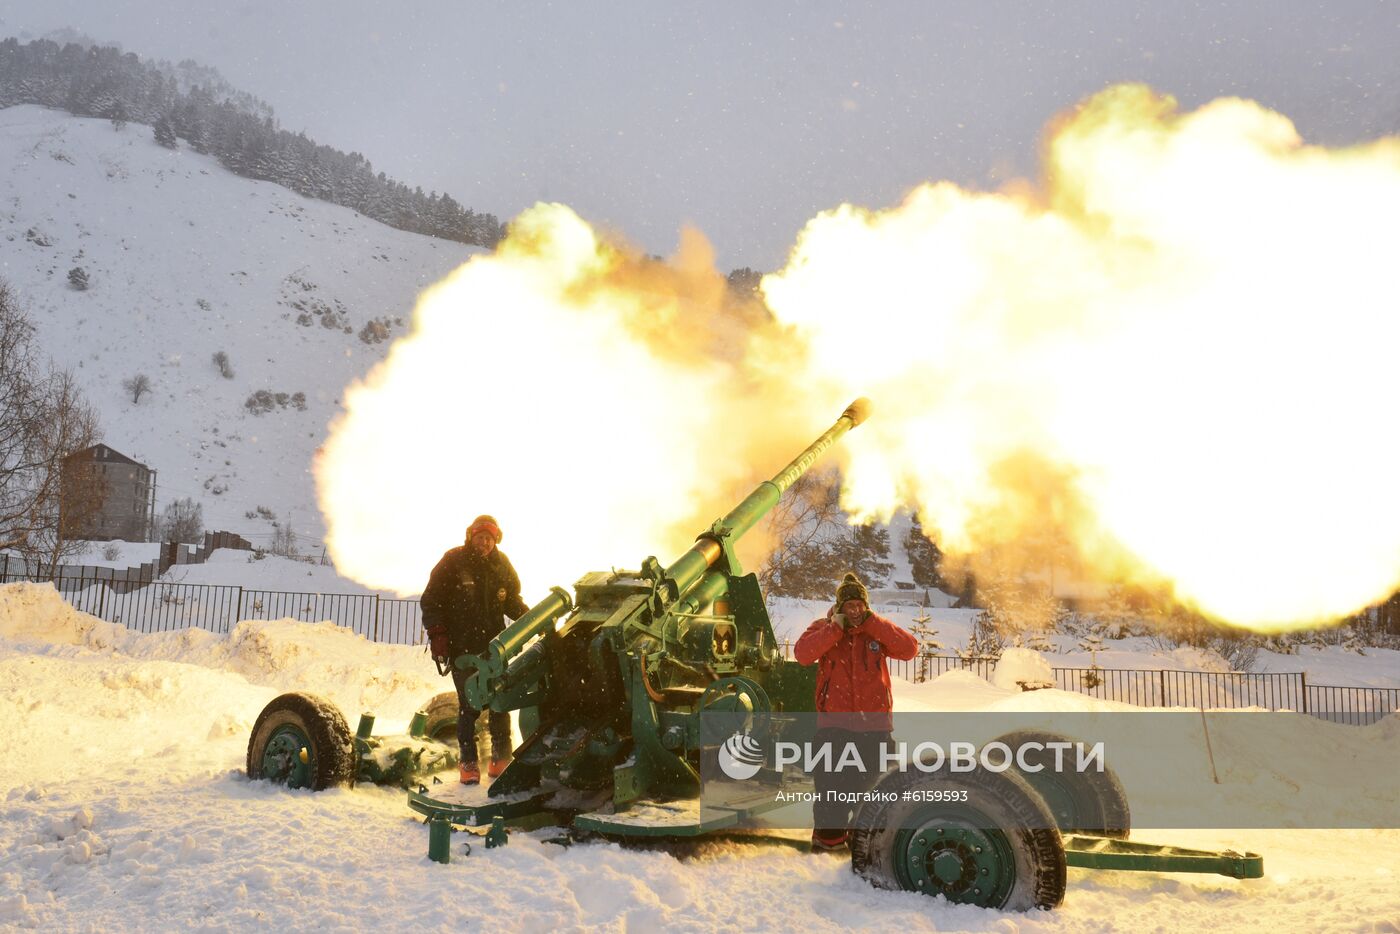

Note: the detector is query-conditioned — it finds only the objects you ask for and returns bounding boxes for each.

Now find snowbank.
[0,582,443,723]
[990,647,1055,691]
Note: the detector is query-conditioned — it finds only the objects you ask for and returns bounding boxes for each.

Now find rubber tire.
[422,690,490,757]
[990,730,1130,839]
[246,692,356,790]
[422,691,461,744]
[850,764,1067,911]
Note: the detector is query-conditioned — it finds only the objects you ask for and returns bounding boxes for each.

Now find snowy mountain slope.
[0,104,481,542]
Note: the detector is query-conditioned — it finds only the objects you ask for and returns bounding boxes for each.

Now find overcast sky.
[4,2,1398,269]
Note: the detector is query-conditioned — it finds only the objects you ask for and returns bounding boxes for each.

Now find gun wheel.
[850,765,1066,911]
[991,730,1130,838]
[246,692,355,790]
[422,691,462,744]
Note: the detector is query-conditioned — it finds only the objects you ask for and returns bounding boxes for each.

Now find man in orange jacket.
[794,572,918,851]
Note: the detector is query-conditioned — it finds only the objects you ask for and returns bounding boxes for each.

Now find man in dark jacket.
[420,514,529,784]
[794,572,918,851]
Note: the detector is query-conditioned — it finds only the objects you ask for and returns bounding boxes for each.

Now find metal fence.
[1,569,425,645]
[778,644,1398,726]
[1051,666,1309,712]
[6,570,1397,724]
[1304,683,1400,726]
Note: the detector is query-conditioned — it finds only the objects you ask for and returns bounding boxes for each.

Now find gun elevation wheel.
[246,692,355,790]
[990,730,1130,839]
[850,765,1066,911]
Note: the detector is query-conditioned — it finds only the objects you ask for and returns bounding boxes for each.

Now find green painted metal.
[764,659,818,714]
[571,779,805,838]
[406,785,553,826]
[353,731,458,789]
[460,586,574,709]
[484,817,508,849]
[427,815,452,864]
[892,807,1019,908]
[1062,835,1264,879]
[627,663,701,799]
[573,803,738,838]
[261,724,313,789]
[662,398,870,601]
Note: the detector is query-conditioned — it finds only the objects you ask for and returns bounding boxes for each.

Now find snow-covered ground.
[26,540,163,570]
[158,547,405,598]
[3,583,1396,931]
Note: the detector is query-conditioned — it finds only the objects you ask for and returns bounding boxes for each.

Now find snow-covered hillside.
[0,105,480,542]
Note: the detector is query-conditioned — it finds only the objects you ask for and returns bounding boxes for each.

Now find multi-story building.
[60,444,154,541]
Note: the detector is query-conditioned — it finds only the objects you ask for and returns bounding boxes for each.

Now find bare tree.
[158,497,204,544]
[0,281,103,575]
[123,373,151,404]
[270,518,298,557]
[34,372,105,573]
[757,469,850,598]
[212,351,234,379]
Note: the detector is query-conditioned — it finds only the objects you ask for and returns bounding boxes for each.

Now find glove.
[426,624,449,659]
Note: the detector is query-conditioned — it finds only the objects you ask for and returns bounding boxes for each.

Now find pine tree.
[910,601,944,681]
[904,516,946,591]
[839,524,893,589]
[152,114,177,149]
[0,39,503,248]
[963,609,1004,660]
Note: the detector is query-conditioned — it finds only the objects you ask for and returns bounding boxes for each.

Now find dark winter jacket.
[420,545,529,658]
[793,610,918,731]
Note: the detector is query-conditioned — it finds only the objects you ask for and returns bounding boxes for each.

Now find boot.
[459,761,481,785]
[810,829,848,853]
[487,755,511,779]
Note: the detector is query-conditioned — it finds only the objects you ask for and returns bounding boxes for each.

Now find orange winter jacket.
[793,610,919,731]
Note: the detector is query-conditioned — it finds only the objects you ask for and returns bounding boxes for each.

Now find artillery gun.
[442,399,875,813]
[246,400,1262,911]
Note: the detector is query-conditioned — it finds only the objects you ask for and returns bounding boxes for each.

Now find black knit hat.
[836,572,868,606]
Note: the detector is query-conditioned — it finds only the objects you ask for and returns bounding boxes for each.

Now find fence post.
[234,586,243,633]
[97,574,108,620]
[373,595,380,642]
[1299,671,1308,714]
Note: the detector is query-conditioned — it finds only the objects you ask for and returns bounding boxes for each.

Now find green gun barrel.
[491,586,573,661]
[662,397,871,597]
[462,398,870,703]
